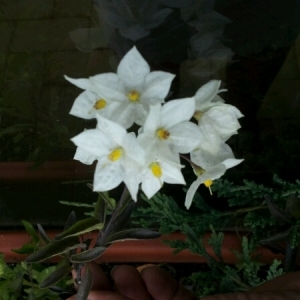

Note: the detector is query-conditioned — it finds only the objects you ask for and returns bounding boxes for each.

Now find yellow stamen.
[127,90,140,102]
[193,110,204,121]
[204,179,213,195]
[156,128,170,140]
[108,148,123,162]
[150,162,162,178]
[94,99,107,110]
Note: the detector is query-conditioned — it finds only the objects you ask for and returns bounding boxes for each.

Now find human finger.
[71,262,113,291]
[67,290,132,300]
[140,266,197,300]
[112,265,153,300]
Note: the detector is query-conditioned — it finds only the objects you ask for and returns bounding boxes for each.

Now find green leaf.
[94,195,106,224]
[106,229,161,244]
[265,195,291,225]
[55,217,104,240]
[285,194,300,219]
[11,243,36,254]
[22,220,39,243]
[71,247,107,263]
[64,211,77,231]
[76,265,93,300]
[59,201,95,208]
[98,192,116,210]
[25,237,79,263]
[260,229,291,245]
[40,260,72,288]
[37,224,51,244]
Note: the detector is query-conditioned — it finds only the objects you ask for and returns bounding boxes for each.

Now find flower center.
[127,90,140,102]
[156,128,170,140]
[204,179,213,195]
[108,148,123,162]
[150,162,162,178]
[93,99,107,110]
[193,110,204,121]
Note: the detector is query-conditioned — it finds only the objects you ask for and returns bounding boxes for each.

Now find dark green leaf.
[64,211,77,231]
[25,236,79,263]
[96,201,135,247]
[106,229,161,244]
[37,223,51,244]
[40,260,72,288]
[284,237,298,272]
[55,217,104,240]
[98,192,116,210]
[22,220,39,243]
[94,195,106,224]
[71,247,106,263]
[260,229,291,245]
[11,243,36,254]
[76,264,93,300]
[265,195,291,225]
[285,194,300,219]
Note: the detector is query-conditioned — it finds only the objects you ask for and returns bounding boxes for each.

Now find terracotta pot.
[0,231,291,264]
[0,161,94,181]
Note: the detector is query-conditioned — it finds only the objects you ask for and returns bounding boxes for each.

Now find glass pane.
[0,0,299,227]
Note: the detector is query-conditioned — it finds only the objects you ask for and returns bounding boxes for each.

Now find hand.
[67,263,196,300]
[67,263,300,300]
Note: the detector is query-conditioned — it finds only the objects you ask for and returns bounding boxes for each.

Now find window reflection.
[0,0,299,226]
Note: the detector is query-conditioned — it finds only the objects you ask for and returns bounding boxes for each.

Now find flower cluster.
[66,47,243,209]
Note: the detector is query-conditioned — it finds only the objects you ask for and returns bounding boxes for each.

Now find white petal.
[106,102,136,129]
[69,91,99,119]
[93,160,123,191]
[161,161,185,185]
[90,73,126,101]
[202,164,227,180]
[169,122,201,153]
[195,80,221,108]
[123,158,142,201]
[134,103,149,126]
[64,75,94,91]
[196,121,223,154]
[191,143,234,169]
[185,177,202,209]
[142,104,161,134]
[122,132,145,165]
[142,173,162,199]
[117,46,150,89]
[161,98,195,128]
[222,158,244,170]
[96,115,127,145]
[73,146,96,165]
[71,129,111,157]
[202,105,242,139]
[142,71,175,102]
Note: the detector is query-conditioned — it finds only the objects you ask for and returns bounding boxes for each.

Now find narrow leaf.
[76,264,93,300]
[59,201,95,208]
[64,211,77,231]
[260,229,291,245]
[285,194,300,219]
[25,236,79,263]
[265,195,291,225]
[106,229,161,244]
[71,247,106,263]
[11,243,35,254]
[40,260,72,288]
[94,195,106,224]
[55,217,104,240]
[37,223,51,244]
[22,220,39,243]
[96,201,135,247]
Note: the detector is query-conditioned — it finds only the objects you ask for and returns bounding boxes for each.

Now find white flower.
[71,116,145,201]
[138,98,201,154]
[193,80,243,153]
[185,143,243,209]
[65,46,175,128]
[138,135,185,199]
